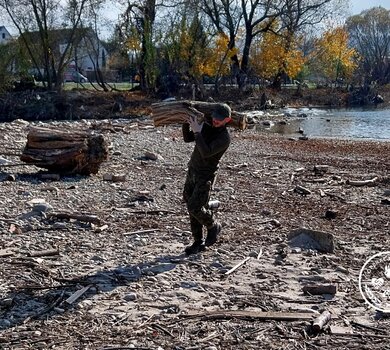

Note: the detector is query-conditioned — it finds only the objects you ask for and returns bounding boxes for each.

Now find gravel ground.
[0,116,389,350]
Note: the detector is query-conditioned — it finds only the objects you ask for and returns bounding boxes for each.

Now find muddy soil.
[0,113,389,349]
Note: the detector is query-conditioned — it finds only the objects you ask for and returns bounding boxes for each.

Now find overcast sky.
[351,0,390,14]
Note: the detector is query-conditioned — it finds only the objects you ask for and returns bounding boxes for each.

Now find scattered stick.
[28,248,59,257]
[0,249,14,258]
[331,331,390,339]
[303,284,337,295]
[150,323,175,337]
[181,310,314,321]
[26,291,65,321]
[200,331,219,343]
[123,228,160,236]
[0,162,41,167]
[347,177,378,187]
[47,211,101,225]
[64,284,93,305]
[312,310,332,332]
[351,320,388,334]
[225,257,251,275]
[136,313,157,329]
[257,248,263,260]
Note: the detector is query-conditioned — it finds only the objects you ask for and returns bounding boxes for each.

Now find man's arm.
[182,123,195,143]
[195,128,231,158]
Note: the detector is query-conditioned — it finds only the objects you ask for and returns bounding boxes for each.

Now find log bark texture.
[20,127,108,175]
[151,100,247,130]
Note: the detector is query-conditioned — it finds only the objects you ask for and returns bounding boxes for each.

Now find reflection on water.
[256,107,390,140]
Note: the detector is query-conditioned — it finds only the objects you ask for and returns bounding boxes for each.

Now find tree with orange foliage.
[251,28,305,87]
[312,26,358,84]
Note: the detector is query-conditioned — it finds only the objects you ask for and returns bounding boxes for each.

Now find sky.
[350,0,390,14]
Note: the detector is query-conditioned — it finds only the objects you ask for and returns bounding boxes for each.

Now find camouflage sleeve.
[182,123,195,143]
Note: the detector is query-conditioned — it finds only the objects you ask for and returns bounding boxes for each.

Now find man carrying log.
[182,103,232,255]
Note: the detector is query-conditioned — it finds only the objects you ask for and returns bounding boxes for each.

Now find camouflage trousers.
[183,167,216,242]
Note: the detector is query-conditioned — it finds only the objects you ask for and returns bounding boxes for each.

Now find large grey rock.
[288,227,335,253]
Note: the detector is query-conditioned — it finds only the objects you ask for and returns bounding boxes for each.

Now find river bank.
[1,85,390,123]
[0,117,389,349]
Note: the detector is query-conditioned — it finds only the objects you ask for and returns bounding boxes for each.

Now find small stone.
[180,281,198,289]
[0,157,12,165]
[32,202,53,213]
[0,298,13,307]
[291,247,302,254]
[124,292,137,301]
[6,174,16,181]
[0,319,11,327]
[210,261,224,269]
[144,151,164,161]
[325,209,338,219]
[52,222,68,230]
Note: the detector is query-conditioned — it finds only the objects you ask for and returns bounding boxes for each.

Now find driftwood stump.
[151,100,247,130]
[20,127,108,175]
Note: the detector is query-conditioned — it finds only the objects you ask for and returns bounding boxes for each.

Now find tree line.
[0,0,389,94]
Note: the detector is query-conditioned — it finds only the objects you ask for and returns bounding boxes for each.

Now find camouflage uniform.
[182,121,230,244]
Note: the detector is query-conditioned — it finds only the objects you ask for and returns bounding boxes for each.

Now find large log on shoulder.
[20,127,108,175]
[151,100,247,130]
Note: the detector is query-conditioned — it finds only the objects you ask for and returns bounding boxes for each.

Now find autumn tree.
[346,6,390,84]
[312,26,357,84]
[158,6,234,97]
[251,26,305,85]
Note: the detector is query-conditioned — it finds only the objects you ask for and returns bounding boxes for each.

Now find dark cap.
[212,103,231,120]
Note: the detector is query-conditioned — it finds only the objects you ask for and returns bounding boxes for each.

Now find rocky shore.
[0,114,389,349]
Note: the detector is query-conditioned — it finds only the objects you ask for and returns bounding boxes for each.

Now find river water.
[256,107,390,141]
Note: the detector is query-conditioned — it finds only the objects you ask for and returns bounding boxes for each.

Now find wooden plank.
[182,310,314,321]
[0,249,14,258]
[65,284,93,305]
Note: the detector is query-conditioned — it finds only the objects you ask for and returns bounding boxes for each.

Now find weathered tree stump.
[151,100,247,130]
[20,127,108,175]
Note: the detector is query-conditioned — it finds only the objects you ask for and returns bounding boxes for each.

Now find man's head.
[211,103,232,128]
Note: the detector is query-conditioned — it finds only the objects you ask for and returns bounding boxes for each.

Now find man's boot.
[205,222,222,246]
[185,225,205,255]
[185,240,205,255]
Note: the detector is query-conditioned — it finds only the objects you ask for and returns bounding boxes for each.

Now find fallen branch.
[312,310,332,332]
[0,162,41,167]
[347,177,378,187]
[47,211,101,225]
[123,228,160,236]
[28,248,59,257]
[64,284,93,305]
[0,249,14,258]
[225,257,251,275]
[302,284,337,295]
[23,291,65,323]
[181,310,314,321]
